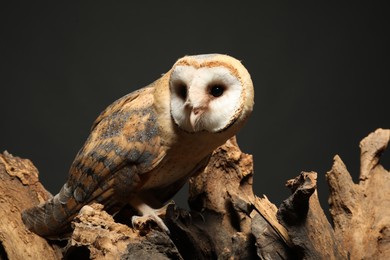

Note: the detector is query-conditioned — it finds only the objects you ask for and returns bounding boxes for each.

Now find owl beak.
[190,107,204,131]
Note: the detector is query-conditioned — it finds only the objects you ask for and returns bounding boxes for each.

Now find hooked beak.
[189,107,204,131]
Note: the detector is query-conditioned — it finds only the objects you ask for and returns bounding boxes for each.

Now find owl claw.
[131,214,170,234]
[131,201,174,234]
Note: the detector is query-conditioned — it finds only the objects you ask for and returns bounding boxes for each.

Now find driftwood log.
[0,129,389,259]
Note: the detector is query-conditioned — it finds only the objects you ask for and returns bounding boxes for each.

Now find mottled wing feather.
[68,88,160,196]
[22,85,166,238]
[91,88,145,131]
[69,85,162,205]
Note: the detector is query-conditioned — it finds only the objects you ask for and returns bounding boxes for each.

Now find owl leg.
[130,199,173,234]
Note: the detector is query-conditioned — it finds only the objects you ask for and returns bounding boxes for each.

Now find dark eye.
[176,83,187,99]
[210,85,225,97]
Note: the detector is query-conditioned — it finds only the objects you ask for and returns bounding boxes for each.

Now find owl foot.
[131,201,174,235]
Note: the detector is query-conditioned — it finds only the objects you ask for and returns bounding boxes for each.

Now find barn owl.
[22,54,254,238]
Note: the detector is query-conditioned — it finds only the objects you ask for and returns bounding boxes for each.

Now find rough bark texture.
[0,129,389,259]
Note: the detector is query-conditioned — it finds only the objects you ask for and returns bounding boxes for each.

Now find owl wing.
[68,85,164,207]
[90,87,145,131]
[22,85,166,238]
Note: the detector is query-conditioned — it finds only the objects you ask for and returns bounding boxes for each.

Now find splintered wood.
[326,128,390,259]
[0,130,389,259]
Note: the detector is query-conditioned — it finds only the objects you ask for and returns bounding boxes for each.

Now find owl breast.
[136,129,228,206]
[142,151,207,189]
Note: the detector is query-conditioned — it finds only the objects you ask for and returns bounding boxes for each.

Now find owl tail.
[21,182,80,239]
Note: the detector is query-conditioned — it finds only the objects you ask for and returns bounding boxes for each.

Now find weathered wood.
[167,137,292,259]
[277,171,348,259]
[0,151,61,259]
[0,129,390,259]
[65,203,182,259]
[326,128,390,259]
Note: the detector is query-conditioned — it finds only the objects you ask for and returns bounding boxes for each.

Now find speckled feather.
[22,86,167,237]
[21,54,254,238]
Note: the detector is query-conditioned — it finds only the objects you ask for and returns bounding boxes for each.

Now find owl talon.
[131,201,173,234]
[131,214,170,234]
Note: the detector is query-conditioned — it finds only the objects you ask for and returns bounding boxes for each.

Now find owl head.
[169,54,254,133]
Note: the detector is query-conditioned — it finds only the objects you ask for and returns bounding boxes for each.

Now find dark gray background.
[1,2,389,213]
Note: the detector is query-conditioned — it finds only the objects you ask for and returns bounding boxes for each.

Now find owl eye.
[175,83,187,100]
[210,84,225,97]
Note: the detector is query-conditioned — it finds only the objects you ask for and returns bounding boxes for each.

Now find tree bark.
[0,129,389,259]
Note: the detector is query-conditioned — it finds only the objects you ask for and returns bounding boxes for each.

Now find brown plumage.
[21,54,254,238]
